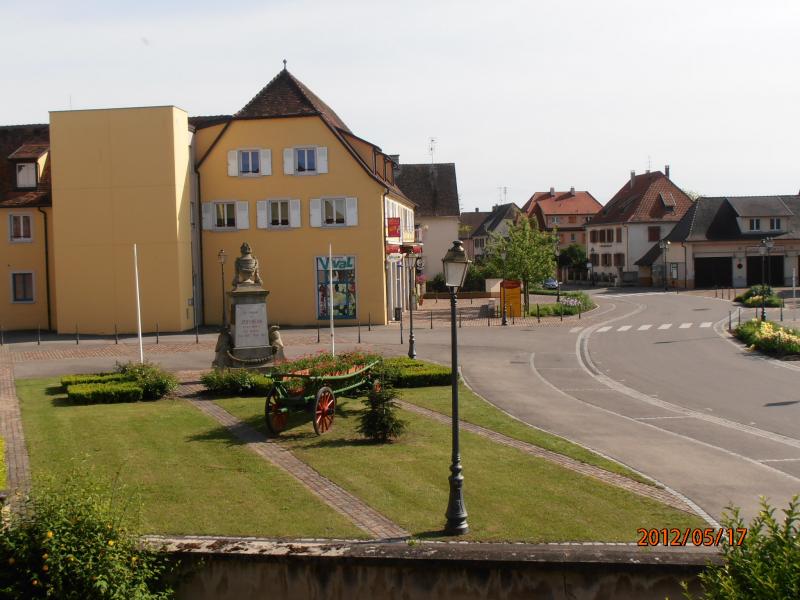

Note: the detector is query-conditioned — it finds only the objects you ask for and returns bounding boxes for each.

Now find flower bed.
[734,319,800,357]
[735,285,783,308]
[529,291,595,317]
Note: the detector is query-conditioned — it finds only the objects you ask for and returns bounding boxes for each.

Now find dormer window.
[749,218,761,231]
[769,218,782,231]
[16,163,36,189]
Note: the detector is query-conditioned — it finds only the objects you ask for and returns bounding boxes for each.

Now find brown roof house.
[522,187,602,248]
[394,162,460,280]
[586,167,694,285]
[663,194,800,289]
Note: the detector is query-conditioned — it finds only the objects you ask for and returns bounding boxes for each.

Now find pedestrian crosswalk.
[571,321,716,334]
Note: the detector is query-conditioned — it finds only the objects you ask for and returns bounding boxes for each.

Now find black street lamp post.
[442,240,471,535]
[759,237,774,321]
[554,240,561,303]
[659,239,670,292]
[218,249,227,329]
[406,251,423,359]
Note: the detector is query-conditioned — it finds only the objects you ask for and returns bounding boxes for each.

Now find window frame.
[294,147,318,175]
[749,218,761,231]
[269,199,291,228]
[551,216,560,225]
[10,271,35,303]
[322,197,346,226]
[15,162,37,189]
[238,149,261,176]
[648,226,661,242]
[769,217,781,231]
[9,213,33,243]
[214,201,237,230]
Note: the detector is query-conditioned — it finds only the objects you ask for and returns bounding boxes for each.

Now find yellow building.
[0,69,415,332]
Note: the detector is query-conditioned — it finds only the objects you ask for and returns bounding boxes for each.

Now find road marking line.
[596,326,612,332]
[759,458,800,463]
[617,325,632,332]
[679,322,692,329]
[700,322,713,328]
[636,416,693,421]
[569,326,583,333]
[658,323,672,330]
[637,324,652,330]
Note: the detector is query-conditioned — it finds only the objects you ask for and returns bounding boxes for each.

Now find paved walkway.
[174,379,408,540]
[0,350,30,506]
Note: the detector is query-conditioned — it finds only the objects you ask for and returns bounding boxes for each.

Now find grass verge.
[217,395,705,542]
[16,378,363,539]
[400,384,653,485]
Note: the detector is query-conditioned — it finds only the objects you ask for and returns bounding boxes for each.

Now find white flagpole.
[133,244,144,363]
[329,244,335,356]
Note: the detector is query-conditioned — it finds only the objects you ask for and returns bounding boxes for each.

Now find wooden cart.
[264,360,380,435]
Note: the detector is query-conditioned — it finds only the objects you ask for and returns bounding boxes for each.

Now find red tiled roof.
[589,171,694,225]
[525,190,602,216]
[0,124,51,208]
[8,143,49,160]
[236,69,351,133]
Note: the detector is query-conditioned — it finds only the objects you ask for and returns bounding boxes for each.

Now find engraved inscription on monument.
[234,303,268,348]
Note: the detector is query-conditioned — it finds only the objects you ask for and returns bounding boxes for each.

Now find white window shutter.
[346,197,358,226]
[256,200,268,229]
[317,147,328,173]
[236,201,250,229]
[290,199,301,228]
[310,198,322,228]
[283,148,294,175]
[227,151,238,176]
[201,203,214,230]
[260,149,271,176]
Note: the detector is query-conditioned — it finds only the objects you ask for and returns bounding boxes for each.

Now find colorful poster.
[316,255,357,320]
[387,217,401,238]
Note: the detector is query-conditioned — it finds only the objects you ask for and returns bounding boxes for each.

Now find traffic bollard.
[368,313,372,332]
[537,304,540,323]
[459,309,462,328]
[37,326,41,345]
[317,321,320,343]
[115,323,119,344]
[430,310,433,329]
[156,323,159,344]
[560,302,563,322]
[781,300,784,322]
[728,311,732,331]
[400,312,403,345]
[738,308,741,325]
[195,321,199,344]
[75,324,79,345]
[358,321,362,343]
[0,325,3,346]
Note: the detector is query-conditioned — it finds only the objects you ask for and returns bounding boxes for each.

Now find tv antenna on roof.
[428,137,436,164]
[497,186,508,204]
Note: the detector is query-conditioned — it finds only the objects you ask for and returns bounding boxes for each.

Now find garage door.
[747,255,784,287]
[695,257,732,288]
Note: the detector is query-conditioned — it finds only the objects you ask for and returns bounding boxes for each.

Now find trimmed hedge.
[382,357,452,387]
[115,361,178,400]
[201,369,273,396]
[60,373,132,389]
[66,382,144,404]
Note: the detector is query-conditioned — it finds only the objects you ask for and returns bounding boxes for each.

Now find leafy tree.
[560,243,587,269]
[484,218,557,311]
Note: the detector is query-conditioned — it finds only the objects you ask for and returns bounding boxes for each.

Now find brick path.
[175,382,408,540]
[10,341,217,363]
[0,350,30,505]
[398,401,697,514]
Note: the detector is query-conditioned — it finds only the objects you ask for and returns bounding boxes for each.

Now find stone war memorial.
[213,242,284,368]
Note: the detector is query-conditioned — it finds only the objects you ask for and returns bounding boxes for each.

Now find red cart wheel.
[313,386,336,435]
[265,388,287,435]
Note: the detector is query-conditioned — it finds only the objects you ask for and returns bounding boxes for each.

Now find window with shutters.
[598,230,606,243]
[615,228,622,243]
[589,253,599,266]
[11,272,34,303]
[270,200,290,227]
[16,163,36,188]
[215,202,236,229]
[323,198,346,225]
[601,253,611,266]
[296,148,317,173]
[613,253,624,267]
[589,230,598,243]
[9,214,32,242]
[238,150,260,175]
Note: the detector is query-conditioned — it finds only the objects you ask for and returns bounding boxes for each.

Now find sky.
[2,0,798,210]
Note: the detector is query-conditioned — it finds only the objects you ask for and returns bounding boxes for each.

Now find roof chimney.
[474,207,479,213]
[630,170,636,189]
[665,164,670,179]
[569,186,575,195]
[549,187,555,197]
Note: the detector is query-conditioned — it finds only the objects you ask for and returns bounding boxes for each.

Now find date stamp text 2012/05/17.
[637,528,748,547]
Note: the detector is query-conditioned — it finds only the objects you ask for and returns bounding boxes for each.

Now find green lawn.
[16,378,363,539]
[400,385,652,485]
[217,395,705,542]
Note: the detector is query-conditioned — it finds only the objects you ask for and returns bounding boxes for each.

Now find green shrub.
[382,357,452,387]
[200,369,273,396]
[0,470,174,599]
[741,294,782,308]
[737,284,773,301]
[66,382,144,404]
[115,362,177,400]
[60,373,132,389]
[357,373,407,443]
[527,291,595,317]
[684,496,800,600]
[734,320,800,357]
